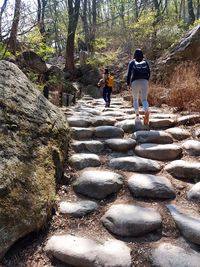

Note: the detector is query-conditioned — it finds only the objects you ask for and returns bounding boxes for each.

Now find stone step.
[151,242,200,267]
[128,173,176,199]
[45,234,131,267]
[71,127,94,140]
[101,204,162,237]
[115,120,135,133]
[105,138,136,152]
[165,127,191,140]
[164,160,200,180]
[135,143,182,161]
[58,200,98,217]
[182,140,200,156]
[94,126,124,138]
[133,130,173,144]
[71,140,104,153]
[109,156,162,172]
[167,204,200,245]
[69,153,101,170]
[67,117,92,127]
[177,114,200,126]
[187,182,200,201]
[73,170,123,199]
[149,118,176,129]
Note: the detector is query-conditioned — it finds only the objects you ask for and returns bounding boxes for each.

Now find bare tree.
[65,0,81,72]
[187,0,195,24]
[0,0,8,41]
[37,0,48,39]
[7,0,21,54]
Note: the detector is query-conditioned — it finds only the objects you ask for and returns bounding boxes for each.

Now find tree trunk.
[65,0,80,72]
[82,0,90,49]
[37,0,47,40]
[7,0,21,55]
[90,0,96,52]
[134,0,139,21]
[0,0,8,41]
[187,0,195,24]
[197,0,200,18]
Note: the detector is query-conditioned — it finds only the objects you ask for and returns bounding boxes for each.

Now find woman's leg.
[103,87,107,104]
[107,88,112,106]
[131,81,140,115]
[140,79,149,124]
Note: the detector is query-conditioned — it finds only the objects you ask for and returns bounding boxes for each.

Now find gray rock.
[59,200,97,217]
[177,114,200,126]
[182,140,200,156]
[71,140,104,153]
[18,50,48,73]
[149,119,175,129]
[109,156,161,172]
[91,116,116,126]
[77,107,101,116]
[101,204,162,236]
[73,170,123,199]
[105,138,136,152]
[94,126,124,138]
[133,130,173,144]
[164,160,200,180]
[135,143,182,161]
[71,127,94,140]
[152,24,200,84]
[167,204,200,245]
[45,234,131,267]
[151,113,177,119]
[128,173,175,199]
[165,127,191,140]
[0,61,69,258]
[102,111,126,117]
[187,182,200,201]
[69,154,101,170]
[151,242,200,267]
[67,117,92,127]
[115,120,135,133]
[195,128,200,138]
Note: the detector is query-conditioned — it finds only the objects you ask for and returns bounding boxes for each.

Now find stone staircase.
[45,95,200,267]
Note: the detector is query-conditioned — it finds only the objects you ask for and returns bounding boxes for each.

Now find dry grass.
[149,62,200,112]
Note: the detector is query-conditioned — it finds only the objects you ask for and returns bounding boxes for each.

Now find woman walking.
[127,49,150,125]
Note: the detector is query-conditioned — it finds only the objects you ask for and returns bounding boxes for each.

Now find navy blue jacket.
[127,59,150,86]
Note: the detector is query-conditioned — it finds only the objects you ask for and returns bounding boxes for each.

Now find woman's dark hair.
[134,49,144,62]
[104,68,109,74]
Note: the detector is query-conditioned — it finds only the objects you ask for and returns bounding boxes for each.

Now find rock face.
[45,234,132,267]
[0,60,69,258]
[153,24,200,84]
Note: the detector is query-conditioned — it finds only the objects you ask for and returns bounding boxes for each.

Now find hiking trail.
[3,94,200,267]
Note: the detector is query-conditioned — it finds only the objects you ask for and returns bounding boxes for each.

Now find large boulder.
[0,60,69,258]
[17,50,48,74]
[153,24,200,84]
